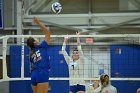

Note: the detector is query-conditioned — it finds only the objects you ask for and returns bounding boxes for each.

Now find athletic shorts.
[31,69,49,86]
[70,84,85,93]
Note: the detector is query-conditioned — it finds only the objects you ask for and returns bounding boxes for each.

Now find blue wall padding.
[9,45,69,93]
[24,46,30,77]
[47,45,69,93]
[48,80,69,93]
[10,46,21,77]
[10,81,32,93]
[47,45,69,77]
[9,46,30,77]
[110,45,140,93]
[112,81,140,93]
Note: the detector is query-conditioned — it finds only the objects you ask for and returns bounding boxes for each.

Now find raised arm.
[62,35,68,51]
[77,32,80,45]
[61,35,70,64]
[76,32,84,57]
[34,17,51,44]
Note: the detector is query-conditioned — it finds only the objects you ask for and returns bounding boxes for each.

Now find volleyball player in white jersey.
[87,79,101,93]
[99,74,117,93]
[93,80,101,93]
[137,88,140,93]
[61,32,86,93]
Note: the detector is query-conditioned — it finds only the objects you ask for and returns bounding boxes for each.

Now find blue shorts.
[31,69,49,86]
[70,84,85,93]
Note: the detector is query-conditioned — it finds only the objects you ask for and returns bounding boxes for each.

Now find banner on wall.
[0,0,3,29]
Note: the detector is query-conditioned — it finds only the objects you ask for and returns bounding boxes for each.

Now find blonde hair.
[137,88,140,93]
[99,74,109,93]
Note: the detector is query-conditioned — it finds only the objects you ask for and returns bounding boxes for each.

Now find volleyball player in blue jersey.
[27,17,50,93]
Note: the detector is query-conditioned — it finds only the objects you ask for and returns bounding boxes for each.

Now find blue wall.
[47,45,69,93]
[9,45,69,93]
[10,44,140,93]
[110,45,140,93]
[9,46,32,93]
[0,0,3,29]
[9,46,30,77]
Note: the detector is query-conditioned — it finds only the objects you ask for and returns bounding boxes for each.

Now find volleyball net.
[0,34,140,92]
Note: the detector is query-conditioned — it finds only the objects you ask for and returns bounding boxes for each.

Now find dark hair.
[27,37,35,50]
[73,48,78,52]
[100,74,109,93]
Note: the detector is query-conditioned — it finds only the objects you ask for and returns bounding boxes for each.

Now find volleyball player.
[61,32,86,93]
[27,17,50,93]
[87,79,101,93]
[99,74,117,93]
[137,88,140,93]
[93,80,101,93]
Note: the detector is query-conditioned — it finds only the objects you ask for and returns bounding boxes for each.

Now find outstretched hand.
[64,34,69,43]
[76,31,80,37]
[33,16,51,44]
[76,31,80,44]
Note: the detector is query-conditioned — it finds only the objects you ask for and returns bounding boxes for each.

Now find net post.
[2,37,9,79]
[21,36,24,79]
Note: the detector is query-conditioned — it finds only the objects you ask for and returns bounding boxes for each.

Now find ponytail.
[27,37,36,57]
[99,74,109,93]
[27,37,35,51]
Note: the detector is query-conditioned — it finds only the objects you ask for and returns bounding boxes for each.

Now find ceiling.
[21,0,140,44]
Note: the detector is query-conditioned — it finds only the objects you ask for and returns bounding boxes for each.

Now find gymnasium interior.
[0,0,140,93]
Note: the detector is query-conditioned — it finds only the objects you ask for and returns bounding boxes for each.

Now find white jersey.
[87,84,117,93]
[87,84,101,93]
[102,84,117,93]
[62,44,85,85]
[94,85,101,93]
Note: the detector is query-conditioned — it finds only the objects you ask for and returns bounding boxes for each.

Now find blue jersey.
[30,40,50,71]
